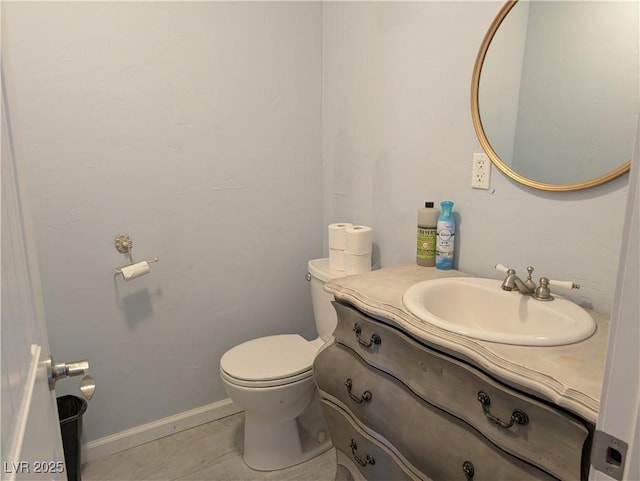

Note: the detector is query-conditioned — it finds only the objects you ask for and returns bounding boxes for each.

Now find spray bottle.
[436,201,455,270]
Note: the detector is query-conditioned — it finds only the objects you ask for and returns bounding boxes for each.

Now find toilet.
[219,258,346,471]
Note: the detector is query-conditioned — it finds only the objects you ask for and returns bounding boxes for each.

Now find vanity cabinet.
[314,301,591,481]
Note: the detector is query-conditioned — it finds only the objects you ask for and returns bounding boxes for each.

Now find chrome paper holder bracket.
[114,233,159,272]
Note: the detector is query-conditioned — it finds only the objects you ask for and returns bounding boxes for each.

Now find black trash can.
[57,395,87,481]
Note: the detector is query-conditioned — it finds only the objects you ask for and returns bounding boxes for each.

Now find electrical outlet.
[471,152,491,189]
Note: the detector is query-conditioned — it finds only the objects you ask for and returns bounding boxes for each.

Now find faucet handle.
[495,263,512,273]
[534,277,580,301]
[548,279,580,290]
[533,277,553,301]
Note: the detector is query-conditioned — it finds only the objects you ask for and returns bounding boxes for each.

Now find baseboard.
[82,398,242,463]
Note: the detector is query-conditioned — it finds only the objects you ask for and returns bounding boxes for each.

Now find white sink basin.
[402,277,596,346]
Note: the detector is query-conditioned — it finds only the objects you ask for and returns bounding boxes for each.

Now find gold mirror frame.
[470,0,631,192]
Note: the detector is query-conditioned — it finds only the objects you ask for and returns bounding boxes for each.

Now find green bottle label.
[417,227,436,259]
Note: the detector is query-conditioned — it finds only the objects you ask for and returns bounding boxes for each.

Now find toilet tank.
[308,258,348,341]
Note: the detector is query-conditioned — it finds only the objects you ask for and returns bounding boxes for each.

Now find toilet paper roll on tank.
[328,223,352,250]
[328,223,351,271]
[345,225,372,255]
[327,223,372,274]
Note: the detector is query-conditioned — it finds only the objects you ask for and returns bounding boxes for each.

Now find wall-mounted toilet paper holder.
[114,234,159,279]
[115,234,134,255]
[114,256,159,274]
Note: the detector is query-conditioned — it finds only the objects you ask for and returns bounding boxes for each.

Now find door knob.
[46,356,96,400]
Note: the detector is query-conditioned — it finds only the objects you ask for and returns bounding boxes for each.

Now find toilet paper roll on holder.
[115,257,159,275]
[114,233,159,275]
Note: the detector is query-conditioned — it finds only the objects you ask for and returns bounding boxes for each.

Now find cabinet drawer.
[332,301,588,480]
[315,342,556,481]
[321,399,420,481]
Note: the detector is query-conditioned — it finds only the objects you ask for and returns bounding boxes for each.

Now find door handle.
[46,356,96,400]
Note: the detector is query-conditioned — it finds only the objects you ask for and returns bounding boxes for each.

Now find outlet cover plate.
[472,153,491,189]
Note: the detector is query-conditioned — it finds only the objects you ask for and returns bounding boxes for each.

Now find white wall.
[3,2,323,442]
[322,1,629,314]
[3,0,632,445]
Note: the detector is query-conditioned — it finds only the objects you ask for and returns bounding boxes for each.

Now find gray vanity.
[313,264,609,481]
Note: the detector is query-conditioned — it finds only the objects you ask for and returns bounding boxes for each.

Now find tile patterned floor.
[82,412,336,481]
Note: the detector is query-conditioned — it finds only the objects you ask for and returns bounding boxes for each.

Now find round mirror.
[471,0,638,191]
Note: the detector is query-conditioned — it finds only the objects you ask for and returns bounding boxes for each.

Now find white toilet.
[219,258,346,471]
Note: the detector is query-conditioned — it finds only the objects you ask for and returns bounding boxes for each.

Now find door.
[1,36,66,481]
[589,118,640,480]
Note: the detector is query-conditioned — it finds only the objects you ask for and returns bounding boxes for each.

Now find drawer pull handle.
[350,439,375,467]
[345,378,373,403]
[462,461,475,480]
[477,391,529,428]
[353,323,381,348]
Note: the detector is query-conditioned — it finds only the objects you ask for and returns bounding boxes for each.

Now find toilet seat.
[220,367,313,388]
[220,334,318,388]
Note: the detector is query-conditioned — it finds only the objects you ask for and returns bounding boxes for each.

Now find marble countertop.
[324,263,609,424]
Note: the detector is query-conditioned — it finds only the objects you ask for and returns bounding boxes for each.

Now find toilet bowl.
[219,258,345,471]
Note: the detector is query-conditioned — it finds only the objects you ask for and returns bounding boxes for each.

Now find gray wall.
[4,2,323,441]
[3,1,632,443]
[322,1,629,313]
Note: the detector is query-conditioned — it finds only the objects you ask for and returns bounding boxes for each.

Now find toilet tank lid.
[308,258,348,283]
[220,334,316,382]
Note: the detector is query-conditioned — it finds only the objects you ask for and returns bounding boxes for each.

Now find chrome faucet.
[495,264,580,301]
[501,266,536,294]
